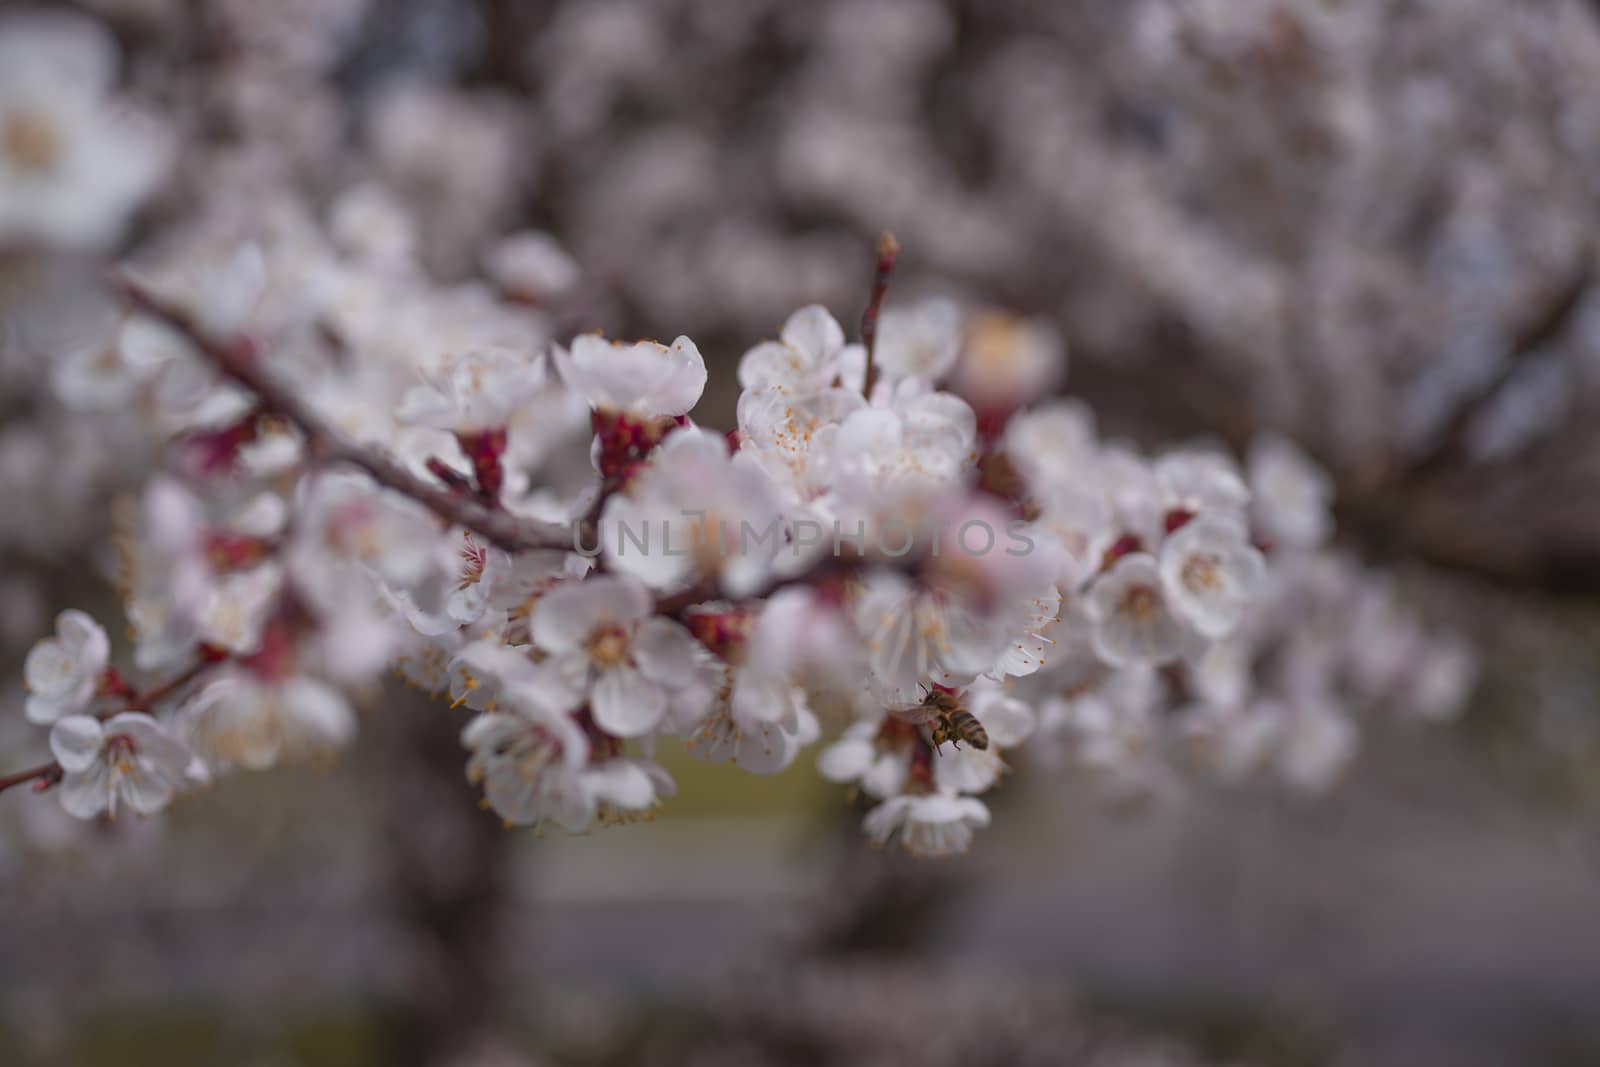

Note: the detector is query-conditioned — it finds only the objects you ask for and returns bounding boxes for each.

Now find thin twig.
[0,762,59,796]
[132,656,215,709]
[112,275,574,555]
[859,230,900,398]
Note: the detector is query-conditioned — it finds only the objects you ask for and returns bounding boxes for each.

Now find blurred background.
[5,0,1600,1064]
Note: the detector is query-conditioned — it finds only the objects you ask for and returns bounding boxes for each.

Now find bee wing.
[886,702,941,725]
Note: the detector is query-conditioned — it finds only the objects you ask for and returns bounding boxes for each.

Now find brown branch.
[859,230,900,397]
[132,656,216,709]
[112,275,574,555]
[0,762,60,796]
[655,548,926,620]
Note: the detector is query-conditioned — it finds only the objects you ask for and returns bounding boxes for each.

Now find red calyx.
[98,667,137,701]
[592,409,673,480]
[687,609,753,659]
[180,409,266,475]
[456,426,509,504]
[973,403,1019,447]
[239,619,298,683]
[205,531,273,572]
[1100,533,1144,570]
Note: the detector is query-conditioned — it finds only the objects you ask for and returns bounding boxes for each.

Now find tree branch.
[112,275,574,555]
[859,230,900,397]
[0,762,60,797]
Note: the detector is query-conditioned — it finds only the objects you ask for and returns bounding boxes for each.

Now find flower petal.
[58,763,110,819]
[108,712,191,773]
[49,715,104,772]
[119,763,179,815]
[591,666,666,737]
[631,617,700,689]
[584,760,656,810]
[56,609,109,668]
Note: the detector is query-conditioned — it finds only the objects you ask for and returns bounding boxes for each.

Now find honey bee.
[888,688,988,752]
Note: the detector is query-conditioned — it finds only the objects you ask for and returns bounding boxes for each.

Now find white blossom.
[181,671,356,771]
[738,304,864,396]
[396,347,545,433]
[600,426,785,596]
[1084,553,1185,667]
[485,231,581,302]
[1158,514,1267,639]
[50,712,191,819]
[23,610,109,725]
[1249,434,1333,549]
[873,298,962,384]
[0,11,167,248]
[529,575,709,737]
[554,333,707,417]
[862,792,991,857]
[462,700,675,829]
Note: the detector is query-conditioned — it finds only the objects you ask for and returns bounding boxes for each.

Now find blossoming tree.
[1,9,1473,858]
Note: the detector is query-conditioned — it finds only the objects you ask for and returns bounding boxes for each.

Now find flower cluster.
[0,9,1475,857]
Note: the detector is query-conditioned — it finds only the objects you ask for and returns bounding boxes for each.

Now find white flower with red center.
[460,690,587,828]
[735,386,864,503]
[862,792,991,857]
[738,305,865,396]
[180,669,355,772]
[831,382,977,510]
[1084,553,1185,666]
[1248,433,1333,549]
[688,669,819,775]
[447,639,584,715]
[1158,514,1266,639]
[853,566,1057,703]
[462,698,674,831]
[529,575,709,737]
[396,347,544,434]
[678,606,822,773]
[853,570,1015,702]
[600,426,785,595]
[49,712,191,819]
[23,609,109,725]
[0,11,167,248]
[872,297,962,386]
[553,333,707,418]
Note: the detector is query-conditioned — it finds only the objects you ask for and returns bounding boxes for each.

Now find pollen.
[1181,553,1223,592]
[585,623,631,668]
[2,109,61,174]
[1120,585,1160,622]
